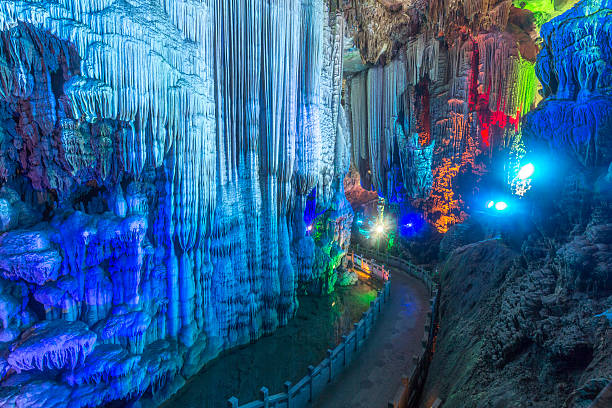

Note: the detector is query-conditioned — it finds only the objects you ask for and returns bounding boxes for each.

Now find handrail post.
[284,381,292,408]
[327,349,333,382]
[342,335,348,366]
[228,397,239,408]
[308,365,315,402]
[260,387,269,408]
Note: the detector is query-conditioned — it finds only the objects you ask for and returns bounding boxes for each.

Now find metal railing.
[345,251,390,281]
[350,244,435,296]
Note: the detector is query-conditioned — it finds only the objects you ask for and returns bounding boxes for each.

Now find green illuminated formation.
[514,0,578,27]
[512,57,539,116]
[386,228,396,250]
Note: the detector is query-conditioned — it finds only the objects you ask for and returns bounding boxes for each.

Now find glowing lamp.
[486,200,495,209]
[518,163,535,180]
[407,223,413,227]
[375,224,384,234]
[307,225,313,232]
[495,201,508,211]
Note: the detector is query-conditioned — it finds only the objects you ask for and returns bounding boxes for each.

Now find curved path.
[313,270,430,408]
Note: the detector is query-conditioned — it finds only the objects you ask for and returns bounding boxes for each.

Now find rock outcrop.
[422,235,611,407]
[420,1,612,406]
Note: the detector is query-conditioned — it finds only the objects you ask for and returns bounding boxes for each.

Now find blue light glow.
[487,200,495,209]
[495,201,508,211]
[518,163,535,180]
[304,187,325,227]
[398,212,425,239]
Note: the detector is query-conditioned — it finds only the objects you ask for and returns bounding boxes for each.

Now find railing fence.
[349,245,441,408]
[227,247,440,408]
[227,255,391,408]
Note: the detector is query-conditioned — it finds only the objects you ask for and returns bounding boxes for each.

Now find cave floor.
[163,281,382,407]
[313,271,429,408]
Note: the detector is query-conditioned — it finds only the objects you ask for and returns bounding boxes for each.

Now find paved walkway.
[313,271,430,408]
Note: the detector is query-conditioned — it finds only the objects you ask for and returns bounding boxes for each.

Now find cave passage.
[0,0,610,407]
[314,270,429,408]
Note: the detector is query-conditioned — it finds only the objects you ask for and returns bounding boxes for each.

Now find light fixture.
[307,225,313,232]
[487,200,495,209]
[518,163,535,180]
[375,224,384,234]
[495,201,508,211]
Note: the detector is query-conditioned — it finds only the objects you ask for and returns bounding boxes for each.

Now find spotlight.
[487,200,495,209]
[495,201,508,211]
[375,224,384,234]
[407,223,413,227]
[518,163,535,180]
[307,225,313,232]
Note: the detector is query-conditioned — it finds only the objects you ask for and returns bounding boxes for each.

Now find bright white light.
[495,201,508,211]
[307,225,313,232]
[518,163,535,180]
[375,224,384,234]
[407,223,413,227]
[487,200,495,209]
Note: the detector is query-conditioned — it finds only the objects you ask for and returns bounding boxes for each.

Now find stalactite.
[524,0,612,167]
[0,0,354,405]
[406,33,440,87]
[349,71,370,187]
[7,320,97,372]
[348,54,406,197]
[345,1,541,232]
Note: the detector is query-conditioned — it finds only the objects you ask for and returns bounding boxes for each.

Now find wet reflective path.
[314,272,429,408]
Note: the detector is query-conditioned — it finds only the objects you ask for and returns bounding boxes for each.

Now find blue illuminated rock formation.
[523,0,612,167]
[0,0,352,406]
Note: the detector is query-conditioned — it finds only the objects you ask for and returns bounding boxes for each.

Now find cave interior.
[0,0,610,407]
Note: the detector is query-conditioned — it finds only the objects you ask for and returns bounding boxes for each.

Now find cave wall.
[342,0,545,232]
[0,1,353,406]
[419,0,612,406]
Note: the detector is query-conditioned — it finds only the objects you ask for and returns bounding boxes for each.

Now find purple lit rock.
[0,230,61,286]
[95,309,151,353]
[63,344,140,386]
[0,293,21,329]
[7,320,97,372]
[0,378,73,408]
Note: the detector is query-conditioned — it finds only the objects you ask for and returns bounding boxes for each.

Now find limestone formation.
[0,1,354,405]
